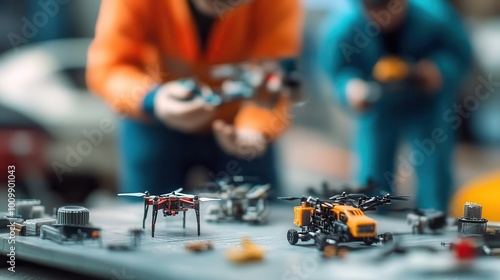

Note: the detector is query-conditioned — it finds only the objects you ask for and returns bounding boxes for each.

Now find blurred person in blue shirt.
[322,0,472,211]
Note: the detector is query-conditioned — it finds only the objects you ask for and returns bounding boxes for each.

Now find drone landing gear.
[151,198,159,237]
[183,210,186,229]
[191,196,201,236]
[142,200,149,229]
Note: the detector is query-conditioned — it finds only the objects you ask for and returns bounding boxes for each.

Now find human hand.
[212,120,267,159]
[413,60,443,93]
[346,79,373,111]
[154,81,215,133]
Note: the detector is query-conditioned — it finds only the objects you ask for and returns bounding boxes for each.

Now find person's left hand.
[212,120,268,159]
[413,60,443,93]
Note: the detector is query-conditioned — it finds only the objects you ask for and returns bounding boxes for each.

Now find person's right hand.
[154,81,215,133]
[346,79,372,112]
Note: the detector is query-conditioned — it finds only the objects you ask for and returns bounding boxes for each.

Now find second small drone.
[118,188,219,237]
[202,176,270,224]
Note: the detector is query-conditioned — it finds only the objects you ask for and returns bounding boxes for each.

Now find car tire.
[363,238,374,246]
[287,229,299,245]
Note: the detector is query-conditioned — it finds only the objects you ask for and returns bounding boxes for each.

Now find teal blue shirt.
[321,0,472,108]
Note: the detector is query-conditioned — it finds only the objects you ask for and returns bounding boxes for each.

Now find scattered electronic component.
[40,224,101,244]
[442,238,478,262]
[56,206,90,226]
[458,202,488,236]
[441,203,500,259]
[377,240,438,261]
[107,228,144,251]
[185,241,214,252]
[32,205,45,219]
[15,199,41,219]
[453,238,477,261]
[202,176,270,224]
[0,213,9,228]
[226,238,264,264]
[23,218,57,236]
[322,245,348,259]
[13,222,25,236]
[40,225,65,243]
[36,205,102,244]
[57,225,101,241]
[0,213,22,228]
[403,208,447,234]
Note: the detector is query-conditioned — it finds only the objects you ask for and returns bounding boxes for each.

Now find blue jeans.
[118,119,278,195]
[355,89,454,211]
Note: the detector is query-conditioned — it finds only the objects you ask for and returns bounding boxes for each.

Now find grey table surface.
[1,203,499,280]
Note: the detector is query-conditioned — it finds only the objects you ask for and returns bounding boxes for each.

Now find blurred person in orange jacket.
[87,0,302,194]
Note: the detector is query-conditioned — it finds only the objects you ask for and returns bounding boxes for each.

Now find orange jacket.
[87,0,302,139]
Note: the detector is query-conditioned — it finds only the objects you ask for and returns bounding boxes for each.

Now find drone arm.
[359,196,391,212]
[179,198,195,207]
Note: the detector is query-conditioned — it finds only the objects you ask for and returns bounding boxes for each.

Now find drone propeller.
[385,195,410,201]
[199,197,221,202]
[277,196,303,201]
[160,188,186,197]
[118,192,149,197]
[165,192,221,202]
[173,187,183,193]
[348,193,368,199]
[329,192,366,200]
[180,194,221,202]
[174,192,197,198]
[329,194,341,200]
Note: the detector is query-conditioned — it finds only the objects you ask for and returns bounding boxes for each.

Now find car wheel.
[287,229,299,245]
[363,238,374,246]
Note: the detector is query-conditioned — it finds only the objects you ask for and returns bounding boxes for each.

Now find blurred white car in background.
[0,38,117,206]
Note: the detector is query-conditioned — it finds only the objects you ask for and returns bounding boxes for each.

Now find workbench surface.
[1,204,498,280]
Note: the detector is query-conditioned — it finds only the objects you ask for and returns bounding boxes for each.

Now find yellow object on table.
[226,237,265,264]
[450,171,500,222]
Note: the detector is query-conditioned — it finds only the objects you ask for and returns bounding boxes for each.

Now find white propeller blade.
[117,193,146,197]
[175,192,195,198]
[161,188,185,196]
[199,197,221,202]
